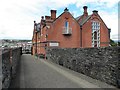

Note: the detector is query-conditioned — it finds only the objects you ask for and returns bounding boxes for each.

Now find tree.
[118,41,120,46]
[110,39,117,46]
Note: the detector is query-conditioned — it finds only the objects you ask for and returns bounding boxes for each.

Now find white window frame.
[92,21,100,47]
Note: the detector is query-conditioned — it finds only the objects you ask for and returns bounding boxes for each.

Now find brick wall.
[47,12,81,48]
[46,47,120,87]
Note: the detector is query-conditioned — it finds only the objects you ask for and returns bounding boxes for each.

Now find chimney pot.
[41,16,44,20]
[93,10,98,14]
[83,6,88,9]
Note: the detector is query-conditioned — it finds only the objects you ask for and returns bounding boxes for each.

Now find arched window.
[92,21,100,47]
[94,31,97,39]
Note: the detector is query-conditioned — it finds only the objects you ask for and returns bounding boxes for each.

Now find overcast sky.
[0,0,119,40]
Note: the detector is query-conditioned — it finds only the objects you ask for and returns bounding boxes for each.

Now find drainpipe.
[35,31,37,54]
[80,25,82,47]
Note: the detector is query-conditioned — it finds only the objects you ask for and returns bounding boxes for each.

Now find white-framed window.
[65,21,69,33]
[62,21,72,35]
[92,21,100,47]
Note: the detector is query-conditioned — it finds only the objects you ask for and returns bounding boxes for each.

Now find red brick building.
[32,6,111,55]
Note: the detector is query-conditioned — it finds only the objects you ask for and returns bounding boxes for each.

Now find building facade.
[32,6,111,55]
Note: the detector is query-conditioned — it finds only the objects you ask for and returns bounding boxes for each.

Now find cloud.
[98,11,118,40]
[75,0,119,8]
[112,34,120,40]
[0,0,119,40]
[72,0,119,40]
[117,1,120,40]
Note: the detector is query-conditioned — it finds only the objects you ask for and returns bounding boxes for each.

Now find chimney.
[83,6,88,16]
[41,16,45,25]
[41,16,44,20]
[34,21,36,30]
[34,21,36,24]
[51,10,57,20]
[45,16,51,20]
[93,10,98,15]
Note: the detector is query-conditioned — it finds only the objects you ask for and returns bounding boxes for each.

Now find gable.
[52,11,80,26]
[47,11,81,42]
[76,13,109,30]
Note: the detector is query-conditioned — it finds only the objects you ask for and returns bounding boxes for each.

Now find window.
[94,31,97,39]
[92,21,100,47]
[36,24,40,31]
[65,21,69,29]
[62,21,72,35]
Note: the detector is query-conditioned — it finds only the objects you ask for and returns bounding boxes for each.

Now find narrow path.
[10,54,116,88]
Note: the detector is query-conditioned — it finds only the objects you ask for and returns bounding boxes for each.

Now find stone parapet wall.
[2,47,22,88]
[46,47,120,87]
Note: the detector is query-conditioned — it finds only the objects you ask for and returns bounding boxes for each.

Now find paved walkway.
[10,54,117,88]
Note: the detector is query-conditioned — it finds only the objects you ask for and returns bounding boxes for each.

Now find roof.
[76,14,109,30]
[75,16,81,21]
[76,15,91,26]
[42,8,109,29]
[79,15,91,26]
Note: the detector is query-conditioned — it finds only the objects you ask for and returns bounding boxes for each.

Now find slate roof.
[76,15,91,26]
[75,16,81,21]
[79,15,91,26]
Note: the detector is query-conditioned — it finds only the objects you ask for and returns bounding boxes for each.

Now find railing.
[62,27,72,35]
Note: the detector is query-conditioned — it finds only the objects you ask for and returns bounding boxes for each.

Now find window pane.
[65,21,68,27]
